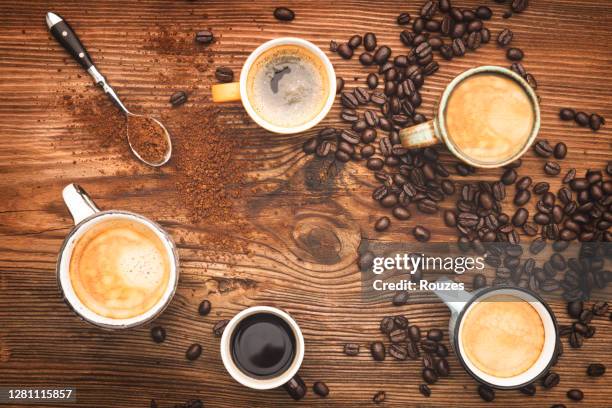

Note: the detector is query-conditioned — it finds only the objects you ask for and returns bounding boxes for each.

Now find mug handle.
[282,373,307,400]
[433,276,472,316]
[399,120,442,149]
[62,183,100,225]
[212,82,241,103]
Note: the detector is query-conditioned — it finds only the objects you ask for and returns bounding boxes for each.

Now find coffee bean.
[413,226,430,242]
[170,91,188,107]
[507,47,524,61]
[343,343,360,356]
[392,206,411,220]
[274,7,295,21]
[186,343,202,361]
[530,237,546,254]
[452,38,466,56]
[567,389,584,401]
[544,161,561,176]
[559,108,575,121]
[466,31,482,50]
[373,391,386,404]
[587,363,606,377]
[512,0,529,12]
[478,384,495,402]
[407,325,421,342]
[534,140,553,157]
[313,381,329,397]
[397,12,411,25]
[337,43,353,59]
[316,141,331,157]
[359,52,374,66]
[215,66,234,83]
[213,319,229,337]
[375,216,390,231]
[366,73,379,89]
[195,30,214,44]
[590,113,605,131]
[150,326,166,343]
[516,176,532,190]
[364,32,377,51]
[419,384,431,397]
[500,168,517,185]
[533,181,550,195]
[593,301,609,316]
[198,300,211,316]
[389,344,408,361]
[392,291,410,306]
[512,208,529,227]
[374,46,392,65]
[336,77,344,94]
[514,189,531,206]
[348,34,362,49]
[370,342,386,361]
[358,251,374,271]
[575,111,589,126]
[435,358,450,377]
[497,28,513,47]
[422,368,438,384]
[542,371,560,388]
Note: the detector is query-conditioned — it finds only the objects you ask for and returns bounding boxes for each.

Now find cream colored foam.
[445,73,534,164]
[460,294,545,378]
[69,219,170,319]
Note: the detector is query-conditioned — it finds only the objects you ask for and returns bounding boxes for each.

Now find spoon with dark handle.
[46,11,172,167]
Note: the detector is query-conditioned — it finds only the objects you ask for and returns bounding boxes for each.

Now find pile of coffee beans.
[559,108,606,132]
[561,300,608,349]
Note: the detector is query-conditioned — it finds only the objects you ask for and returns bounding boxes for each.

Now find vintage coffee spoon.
[46,12,172,167]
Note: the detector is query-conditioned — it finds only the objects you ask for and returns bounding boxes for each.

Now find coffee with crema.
[460,294,545,378]
[246,45,329,129]
[69,218,170,319]
[444,73,535,165]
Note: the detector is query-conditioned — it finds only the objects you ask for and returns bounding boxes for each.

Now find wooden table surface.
[0,0,610,407]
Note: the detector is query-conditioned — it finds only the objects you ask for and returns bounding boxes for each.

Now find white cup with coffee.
[212,37,336,134]
[220,306,307,400]
[400,65,540,168]
[57,184,179,329]
[434,278,558,389]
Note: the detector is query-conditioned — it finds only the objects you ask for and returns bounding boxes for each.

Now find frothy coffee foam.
[444,73,534,165]
[246,45,328,129]
[69,218,170,319]
[460,294,545,378]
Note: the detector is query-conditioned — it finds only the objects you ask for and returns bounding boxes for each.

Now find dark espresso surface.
[231,313,296,378]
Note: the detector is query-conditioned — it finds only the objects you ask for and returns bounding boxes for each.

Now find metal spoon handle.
[46,12,129,115]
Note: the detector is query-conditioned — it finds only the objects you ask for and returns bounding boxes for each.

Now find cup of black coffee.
[220,306,306,400]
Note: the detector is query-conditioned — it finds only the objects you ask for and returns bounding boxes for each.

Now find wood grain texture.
[0,0,611,407]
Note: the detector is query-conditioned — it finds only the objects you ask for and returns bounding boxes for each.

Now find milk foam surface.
[69,218,170,319]
[444,73,534,165]
[460,294,545,378]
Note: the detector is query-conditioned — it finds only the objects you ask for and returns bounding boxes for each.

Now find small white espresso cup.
[211,37,336,134]
[434,278,558,389]
[56,184,179,329]
[220,306,306,398]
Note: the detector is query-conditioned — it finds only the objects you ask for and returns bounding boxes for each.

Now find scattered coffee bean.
[348,35,362,49]
[364,32,377,51]
[371,342,386,361]
[215,66,234,83]
[150,326,166,343]
[195,30,213,44]
[422,367,438,384]
[273,7,295,21]
[413,226,431,242]
[478,384,495,402]
[520,384,536,396]
[507,47,524,61]
[359,251,374,272]
[198,300,211,316]
[343,343,360,356]
[497,28,513,47]
[541,371,560,388]
[534,140,553,157]
[170,91,188,107]
[544,161,561,176]
[392,291,410,306]
[336,77,344,93]
[375,216,391,232]
[473,274,487,289]
[592,301,609,316]
[559,108,575,121]
[397,12,411,25]
[554,142,567,159]
[213,319,229,337]
[337,43,353,59]
[567,389,583,401]
[590,113,605,131]
[185,343,202,361]
[419,384,431,397]
[575,111,589,126]
[313,381,329,397]
[427,329,443,342]
[587,363,605,377]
